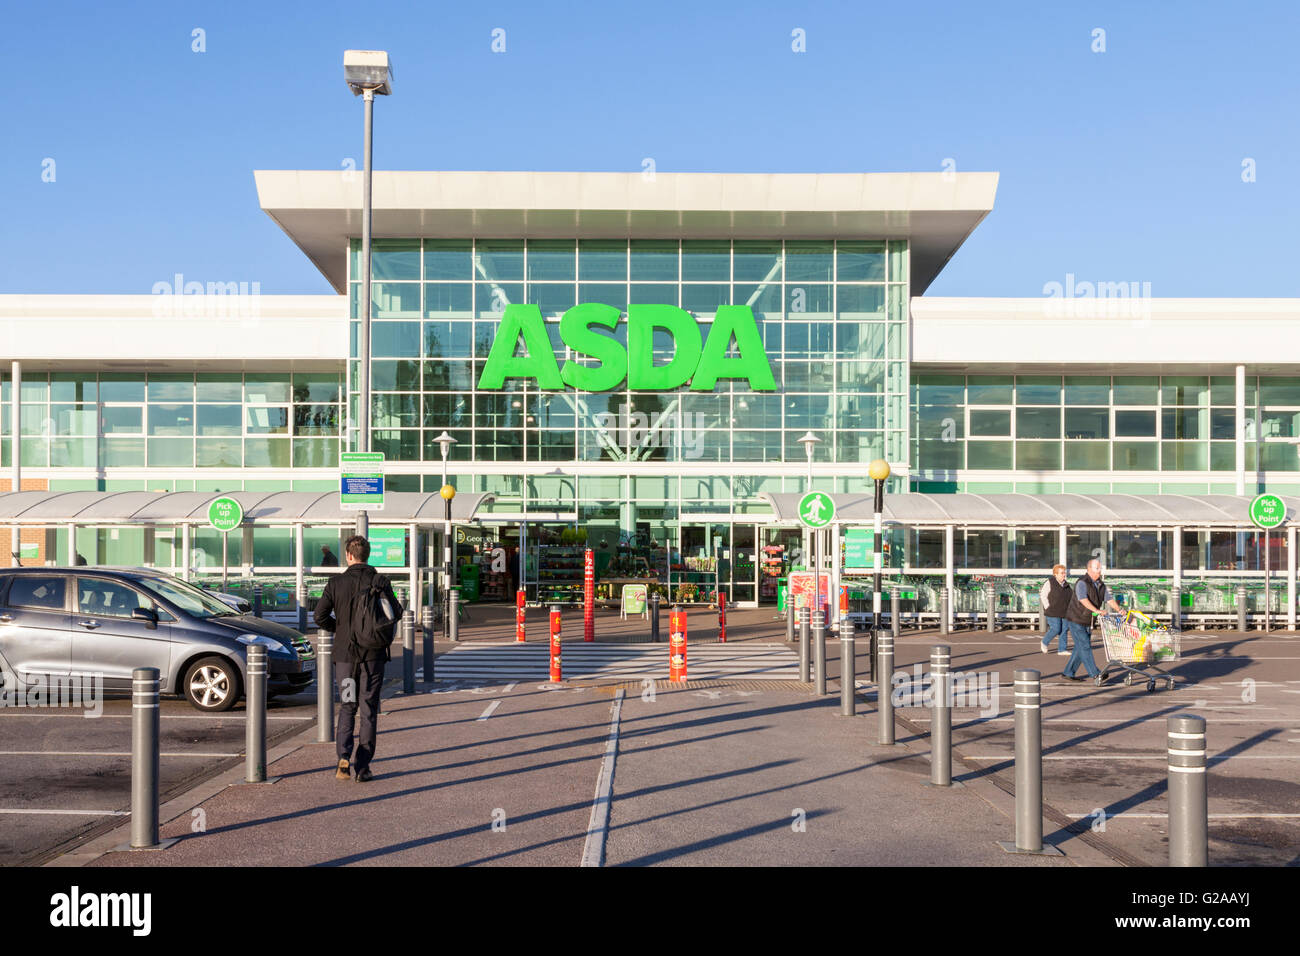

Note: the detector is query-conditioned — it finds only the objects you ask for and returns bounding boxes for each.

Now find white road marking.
[1066,812,1300,820]
[0,808,128,816]
[476,701,502,721]
[581,688,624,869]
[503,683,517,693]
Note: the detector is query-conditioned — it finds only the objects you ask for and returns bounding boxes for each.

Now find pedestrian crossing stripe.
[433,642,800,680]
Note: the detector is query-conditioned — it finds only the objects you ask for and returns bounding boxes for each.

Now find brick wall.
[9,477,50,567]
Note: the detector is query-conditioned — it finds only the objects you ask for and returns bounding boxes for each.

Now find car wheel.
[183,656,242,712]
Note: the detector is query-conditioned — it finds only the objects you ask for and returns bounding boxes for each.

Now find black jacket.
[1043,577,1073,618]
[313,563,403,663]
[1065,574,1107,626]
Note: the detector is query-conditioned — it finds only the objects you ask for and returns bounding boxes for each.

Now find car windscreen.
[137,576,239,619]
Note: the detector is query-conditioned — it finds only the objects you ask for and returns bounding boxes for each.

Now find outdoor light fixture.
[344,50,393,95]
[868,458,891,631]
[797,431,823,623]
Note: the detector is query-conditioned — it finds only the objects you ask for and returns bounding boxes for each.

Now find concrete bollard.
[1168,714,1208,867]
[1170,586,1182,631]
[421,605,434,682]
[130,667,162,848]
[252,583,263,618]
[999,669,1060,855]
[891,588,901,638]
[928,645,952,787]
[986,583,997,634]
[840,626,855,716]
[1037,606,1046,634]
[449,588,460,643]
[650,593,661,642]
[785,600,794,643]
[877,631,894,745]
[798,606,811,683]
[402,609,415,694]
[812,606,827,696]
[1236,585,1247,632]
[940,586,950,635]
[245,645,268,783]
[316,630,333,743]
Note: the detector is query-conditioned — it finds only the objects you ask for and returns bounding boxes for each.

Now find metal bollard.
[928,645,952,787]
[402,609,415,694]
[876,631,894,745]
[549,605,562,682]
[812,606,827,696]
[890,588,900,638]
[1037,606,1046,634]
[650,593,661,642]
[785,600,795,643]
[986,583,997,634]
[252,583,263,618]
[316,630,333,743]
[130,667,162,848]
[245,645,268,783]
[449,588,460,643]
[717,591,727,643]
[1168,714,1208,867]
[940,586,950,635]
[1236,585,1247,632]
[1170,586,1182,631]
[421,605,434,682]
[799,606,811,683]
[840,626,855,716]
[296,581,308,632]
[1000,669,1059,854]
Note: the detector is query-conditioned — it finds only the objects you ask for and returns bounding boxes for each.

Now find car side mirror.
[132,607,159,629]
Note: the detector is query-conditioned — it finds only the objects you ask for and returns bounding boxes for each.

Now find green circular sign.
[1249,493,1286,530]
[207,497,244,534]
[797,491,835,529]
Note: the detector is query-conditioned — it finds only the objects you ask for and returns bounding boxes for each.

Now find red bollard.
[840,584,848,615]
[549,605,562,682]
[669,606,688,682]
[583,548,595,643]
[718,590,727,643]
[515,589,526,643]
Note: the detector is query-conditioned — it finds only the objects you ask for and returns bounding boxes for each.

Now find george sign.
[843,529,880,570]
[621,583,648,618]
[207,497,243,534]
[368,528,406,568]
[797,491,835,529]
[478,303,776,392]
[340,452,385,511]
[1249,493,1286,530]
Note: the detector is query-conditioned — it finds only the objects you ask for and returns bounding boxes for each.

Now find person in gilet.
[1039,564,1072,655]
[1062,558,1123,681]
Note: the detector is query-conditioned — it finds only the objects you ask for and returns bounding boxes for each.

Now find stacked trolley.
[1097,609,1180,692]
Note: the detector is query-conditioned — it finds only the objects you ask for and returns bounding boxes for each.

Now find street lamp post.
[868,459,891,632]
[798,432,822,624]
[440,483,456,640]
[344,49,393,540]
[433,431,457,636]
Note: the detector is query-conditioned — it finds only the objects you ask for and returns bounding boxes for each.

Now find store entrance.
[759,527,804,607]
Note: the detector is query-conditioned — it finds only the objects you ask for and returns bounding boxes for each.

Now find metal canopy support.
[1288,525,1296,632]
[181,523,190,581]
[294,523,305,613]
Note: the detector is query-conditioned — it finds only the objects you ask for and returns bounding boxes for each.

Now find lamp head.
[344,50,393,95]
[868,459,892,482]
[440,484,456,501]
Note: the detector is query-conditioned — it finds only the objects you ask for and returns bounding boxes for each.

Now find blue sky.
[3,1,1297,297]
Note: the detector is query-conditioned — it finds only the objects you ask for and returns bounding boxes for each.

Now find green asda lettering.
[477,303,777,392]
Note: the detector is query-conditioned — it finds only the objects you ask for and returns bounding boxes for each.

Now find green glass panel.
[244,374,290,404]
[784,241,834,283]
[1115,410,1156,437]
[369,282,421,317]
[629,283,679,306]
[1113,441,1158,470]
[967,375,1012,404]
[371,361,420,392]
[245,406,289,435]
[196,373,242,402]
[629,240,678,281]
[913,404,961,440]
[915,439,962,470]
[1016,441,1061,470]
[294,405,338,436]
[1113,376,1158,405]
[1065,407,1108,439]
[1210,409,1235,439]
[1162,407,1206,440]
[101,437,144,467]
[197,405,241,436]
[147,437,194,467]
[99,373,145,403]
[786,285,832,314]
[578,283,628,308]
[369,239,421,280]
[967,441,1012,469]
[681,240,731,281]
[577,240,627,281]
[422,321,472,358]
[1160,376,1209,406]
[1260,443,1300,472]
[49,373,97,403]
[1016,407,1060,439]
[526,239,576,281]
[372,321,421,358]
[527,284,576,316]
[147,404,194,436]
[681,284,731,315]
[1015,375,1061,405]
[1260,409,1300,438]
[424,283,473,316]
[1064,442,1109,470]
[1063,375,1109,405]
[1260,379,1300,406]
[243,438,290,468]
[423,240,472,280]
[970,409,1011,437]
[101,406,142,434]
[292,374,341,404]
[1209,441,1235,471]
[836,286,885,315]
[50,437,96,467]
[1161,442,1208,471]
[732,241,782,281]
[888,240,908,283]
[474,240,524,280]
[836,240,886,281]
[732,283,782,314]
[475,283,523,315]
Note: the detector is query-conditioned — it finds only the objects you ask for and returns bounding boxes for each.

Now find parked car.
[0,567,315,712]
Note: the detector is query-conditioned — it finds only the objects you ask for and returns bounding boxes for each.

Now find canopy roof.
[761,493,1295,528]
[0,491,492,524]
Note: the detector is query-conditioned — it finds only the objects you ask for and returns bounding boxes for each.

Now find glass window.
[292,374,340,404]
[1160,376,1209,406]
[245,375,290,404]
[196,438,241,467]
[1115,409,1156,437]
[962,530,1004,568]
[1162,407,1206,440]
[148,405,194,436]
[913,375,964,405]
[527,284,576,316]
[970,409,1011,437]
[1210,408,1235,440]
[1161,442,1208,470]
[372,361,420,392]
[1111,531,1169,570]
[7,575,66,609]
[629,240,678,281]
[1113,441,1158,470]
[146,374,193,402]
[246,407,289,435]
[1064,442,1109,470]
[1063,375,1109,405]
[1017,441,1061,470]
[526,239,575,281]
[1011,530,1057,569]
[197,405,241,436]
[681,284,731,316]
[475,283,523,315]
[784,241,833,283]
[836,286,885,315]
[1260,443,1300,472]
[914,439,963,470]
[423,240,472,281]
[1210,375,1255,407]
[967,441,1012,469]
[364,282,421,318]
[50,373,97,404]
[424,283,473,315]
[681,240,730,281]
[100,438,144,467]
[1260,409,1300,439]
[836,240,886,282]
[372,321,421,358]
[1066,530,1104,569]
[197,373,242,402]
[365,239,421,280]
[577,240,627,281]
[732,241,782,281]
[243,438,290,468]
[1017,407,1060,439]
[294,405,338,436]
[99,373,145,403]
[1113,376,1158,405]
[147,438,193,467]
[424,394,471,429]
[1065,407,1108,439]
[786,284,832,314]
[967,376,1013,404]
[1259,379,1300,406]
[1015,376,1061,405]
[101,406,143,434]
[474,240,524,281]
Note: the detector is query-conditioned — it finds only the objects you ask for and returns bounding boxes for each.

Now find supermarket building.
[3,170,1299,610]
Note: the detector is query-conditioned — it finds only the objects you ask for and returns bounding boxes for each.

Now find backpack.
[348,572,398,652]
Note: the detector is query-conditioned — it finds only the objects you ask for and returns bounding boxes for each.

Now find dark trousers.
[335,659,385,771]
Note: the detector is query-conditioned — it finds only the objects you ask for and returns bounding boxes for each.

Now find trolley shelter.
[760,492,1299,631]
[0,490,495,628]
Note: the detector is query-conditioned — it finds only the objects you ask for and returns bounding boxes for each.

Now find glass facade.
[911,372,1300,493]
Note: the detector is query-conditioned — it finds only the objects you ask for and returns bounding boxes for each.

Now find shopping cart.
[1097,609,1180,691]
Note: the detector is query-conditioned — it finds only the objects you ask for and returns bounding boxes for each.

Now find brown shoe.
[355,768,373,783]
[335,758,351,780]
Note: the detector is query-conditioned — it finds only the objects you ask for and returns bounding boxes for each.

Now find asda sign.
[478,303,777,392]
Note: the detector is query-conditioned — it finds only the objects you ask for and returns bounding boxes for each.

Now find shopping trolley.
[1097,609,1180,691]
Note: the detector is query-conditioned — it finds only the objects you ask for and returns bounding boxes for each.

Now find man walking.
[1062,558,1123,681]
[314,535,402,781]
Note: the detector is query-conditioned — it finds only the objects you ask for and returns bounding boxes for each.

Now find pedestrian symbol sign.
[798,491,835,528]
